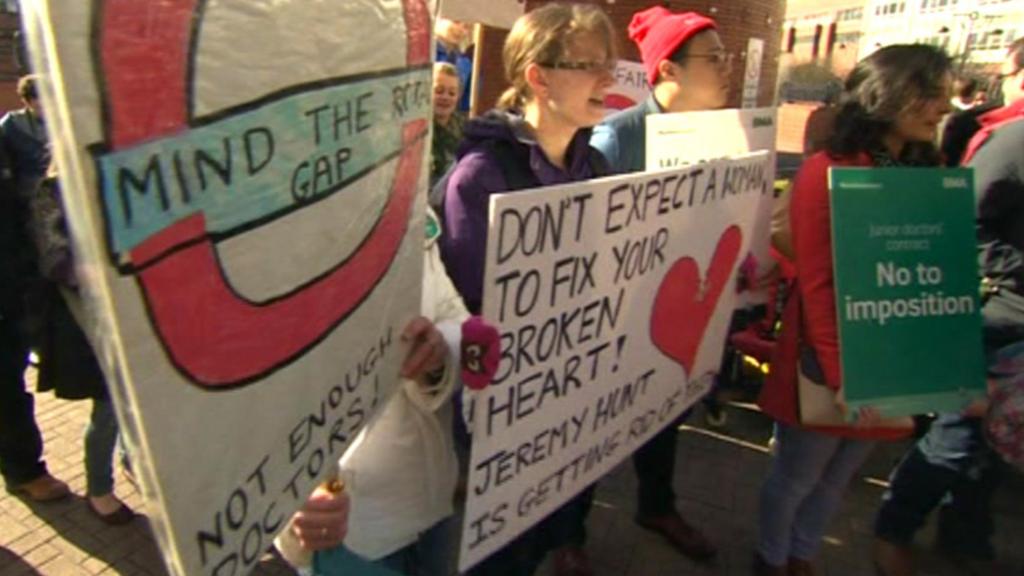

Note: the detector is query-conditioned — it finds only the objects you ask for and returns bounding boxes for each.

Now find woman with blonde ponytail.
[438,4,616,576]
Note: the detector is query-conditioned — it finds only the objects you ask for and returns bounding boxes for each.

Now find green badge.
[425,210,440,242]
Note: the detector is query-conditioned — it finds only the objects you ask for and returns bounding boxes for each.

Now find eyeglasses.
[678,52,735,67]
[539,60,616,74]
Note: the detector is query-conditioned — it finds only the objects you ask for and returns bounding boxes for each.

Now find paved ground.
[2,377,1022,576]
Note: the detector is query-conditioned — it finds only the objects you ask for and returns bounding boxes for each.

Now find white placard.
[459,153,770,571]
[646,108,778,303]
[23,2,434,575]
[605,60,651,114]
[742,38,765,109]
[440,0,525,29]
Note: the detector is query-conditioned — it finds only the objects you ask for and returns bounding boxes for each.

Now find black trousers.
[468,487,594,576]
[632,417,680,518]
[0,311,46,486]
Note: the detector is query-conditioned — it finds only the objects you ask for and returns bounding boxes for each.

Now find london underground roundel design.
[90,0,432,389]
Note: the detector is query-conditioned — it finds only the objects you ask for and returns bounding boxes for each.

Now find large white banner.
[459,153,770,571]
[24,2,434,575]
[440,0,525,29]
[646,108,778,303]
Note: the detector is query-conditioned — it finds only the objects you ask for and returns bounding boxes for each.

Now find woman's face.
[433,73,460,121]
[540,33,615,130]
[891,73,953,144]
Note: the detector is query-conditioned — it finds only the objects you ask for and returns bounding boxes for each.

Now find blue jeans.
[874,414,1002,559]
[758,423,875,565]
[376,516,455,576]
[84,398,119,497]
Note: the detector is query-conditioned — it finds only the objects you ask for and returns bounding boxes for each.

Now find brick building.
[781,0,1024,92]
[860,0,1022,73]
[472,0,787,115]
[781,0,866,80]
[0,1,22,113]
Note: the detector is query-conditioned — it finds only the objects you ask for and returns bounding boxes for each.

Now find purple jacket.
[439,109,602,314]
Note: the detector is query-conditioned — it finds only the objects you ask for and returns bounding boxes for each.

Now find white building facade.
[861,0,1023,68]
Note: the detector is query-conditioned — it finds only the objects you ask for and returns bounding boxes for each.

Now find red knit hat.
[628,6,717,84]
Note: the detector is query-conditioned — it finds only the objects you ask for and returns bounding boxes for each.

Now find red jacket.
[758,151,910,440]
[961,98,1024,164]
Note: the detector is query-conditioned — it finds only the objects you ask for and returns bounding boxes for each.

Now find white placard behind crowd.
[646,108,779,303]
[606,60,651,114]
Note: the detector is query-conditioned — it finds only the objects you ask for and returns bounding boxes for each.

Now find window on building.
[787,27,796,53]
[812,24,823,57]
[827,22,837,55]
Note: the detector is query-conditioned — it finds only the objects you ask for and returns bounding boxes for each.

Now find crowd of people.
[2,4,1022,576]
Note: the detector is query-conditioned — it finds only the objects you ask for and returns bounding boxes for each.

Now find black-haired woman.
[755,44,953,575]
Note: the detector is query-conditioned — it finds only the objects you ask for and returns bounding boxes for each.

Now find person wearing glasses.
[874,38,1024,576]
[438,4,615,575]
[586,6,728,564]
[590,7,731,173]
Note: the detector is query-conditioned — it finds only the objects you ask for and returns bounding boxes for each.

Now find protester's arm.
[971,123,1024,290]
[971,123,1024,236]
[771,181,795,261]
[439,151,504,315]
[790,158,842,390]
[26,177,75,286]
[589,123,623,173]
[400,315,448,381]
[405,240,471,409]
[274,487,350,568]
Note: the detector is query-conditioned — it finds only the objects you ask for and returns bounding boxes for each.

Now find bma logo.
[752,116,773,128]
[943,177,968,188]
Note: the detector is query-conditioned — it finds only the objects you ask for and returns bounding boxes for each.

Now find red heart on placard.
[604,93,637,110]
[650,225,743,376]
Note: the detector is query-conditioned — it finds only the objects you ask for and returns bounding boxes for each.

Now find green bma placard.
[829,167,985,418]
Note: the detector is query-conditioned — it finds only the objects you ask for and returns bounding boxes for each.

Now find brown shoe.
[87,497,136,526]
[10,474,70,502]
[753,553,787,576]
[874,539,914,576]
[787,557,815,576]
[553,545,593,576]
[636,512,717,561]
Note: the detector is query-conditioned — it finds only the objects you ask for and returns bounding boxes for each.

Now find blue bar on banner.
[96,68,431,254]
